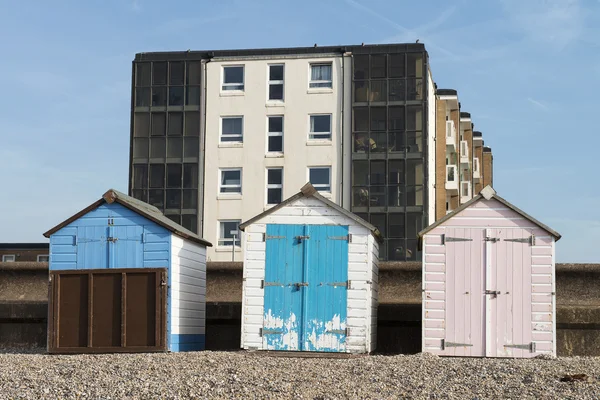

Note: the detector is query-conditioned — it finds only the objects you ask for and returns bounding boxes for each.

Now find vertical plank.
[505,229,514,357]
[484,228,493,357]
[88,273,93,348]
[155,270,160,347]
[512,229,524,358]
[522,228,533,358]
[445,228,455,356]
[470,228,484,357]
[121,272,126,347]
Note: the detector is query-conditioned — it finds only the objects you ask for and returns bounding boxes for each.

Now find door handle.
[293,282,308,288]
[485,290,501,298]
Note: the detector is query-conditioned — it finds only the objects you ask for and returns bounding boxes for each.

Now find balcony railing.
[460,181,472,204]
[445,165,458,192]
[460,140,469,164]
[446,120,456,151]
[473,157,481,180]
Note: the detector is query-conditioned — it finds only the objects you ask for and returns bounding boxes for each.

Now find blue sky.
[0,0,598,262]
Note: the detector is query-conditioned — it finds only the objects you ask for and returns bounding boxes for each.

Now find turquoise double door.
[263,224,349,352]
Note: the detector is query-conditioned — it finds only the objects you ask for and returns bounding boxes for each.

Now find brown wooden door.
[48,268,167,353]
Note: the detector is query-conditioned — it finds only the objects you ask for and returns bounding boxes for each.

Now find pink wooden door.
[487,228,534,357]
[444,228,535,357]
[443,228,485,356]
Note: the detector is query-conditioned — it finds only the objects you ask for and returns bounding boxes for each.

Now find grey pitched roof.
[418,186,561,241]
[43,189,212,247]
[239,183,383,242]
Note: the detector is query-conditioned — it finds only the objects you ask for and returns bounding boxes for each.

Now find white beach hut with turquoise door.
[419,186,561,358]
[238,183,381,353]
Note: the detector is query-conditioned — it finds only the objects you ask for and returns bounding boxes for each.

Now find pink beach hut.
[418,186,561,358]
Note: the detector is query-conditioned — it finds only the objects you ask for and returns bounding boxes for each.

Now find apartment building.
[434,90,494,219]
[128,43,492,262]
[203,52,350,261]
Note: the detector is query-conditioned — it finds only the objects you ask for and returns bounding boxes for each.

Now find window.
[309,63,332,88]
[221,117,243,143]
[309,167,331,192]
[309,115,331,140]
[222,66,244,91]
[267,116,283,152]
[220,169,242,194]
[267,168,283,205]
[268,65,284,101]
[219,220,241,247]
[37,255,49,262]
[2,255,15,262]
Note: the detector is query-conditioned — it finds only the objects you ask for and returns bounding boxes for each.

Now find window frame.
[37,254,49,262]
[308,166,332,193]
[220,116,244,143]
[218,220,242,247]
[268,64,284,101]
[2,254,15,262]
[308,114,332,141]
[219,168,243,194]
[267,115,284,153]
[266,167,284,205]
[221,65,245,92]
[309,63,333,89]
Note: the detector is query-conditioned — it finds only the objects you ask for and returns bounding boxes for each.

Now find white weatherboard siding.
[204,55,348,262]
[427,69,436,225]
[241,196,378,353]
[170,236,207,338]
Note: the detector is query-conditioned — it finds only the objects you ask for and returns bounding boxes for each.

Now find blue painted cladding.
[304,225,348,352]
[49,203,170,271]
[263,224,349,352]
[263,224,305,351]
[170,334,206,352]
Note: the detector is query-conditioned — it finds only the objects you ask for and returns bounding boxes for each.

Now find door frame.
[48,268,167,353]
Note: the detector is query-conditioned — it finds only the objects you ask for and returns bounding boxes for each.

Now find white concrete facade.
[203,54,351,261]
[426,69,436,225]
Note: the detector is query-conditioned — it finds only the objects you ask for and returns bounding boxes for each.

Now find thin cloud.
[501,0,583,50]
[343,0,457,59]
[527,97,549,111]
[131,0,141,12]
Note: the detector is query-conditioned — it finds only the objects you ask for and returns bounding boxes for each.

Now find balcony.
[446,120,456,151]
[460,181,472,204]
[473,157,481,180]
[445,165,458,192]
[460,140,469,164]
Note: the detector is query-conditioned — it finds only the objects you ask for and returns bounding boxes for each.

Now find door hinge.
[328,235,352,243]
[260,328,283,336]
[484,237,500,243]
[504,342,536,352]
[327,281,349,288]
[504,235,536,246]
[261,280,284,288]
[441,339,473,350]
[442,234,473,245]
[262,234,286,241]
[326,328,349,335]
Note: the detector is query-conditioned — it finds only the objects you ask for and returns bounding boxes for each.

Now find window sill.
[306,140,332,146]
[265,153,284,158]
[219,142,243,148]
[217,194,242,200]
[318,192,332,199]
[307,88,333,94]
[220,91,245,97]
[215,246,242,253]
[265,102,285,108]
[264,204,277,211]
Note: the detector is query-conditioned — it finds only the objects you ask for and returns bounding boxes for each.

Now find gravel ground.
[0,349,599,399]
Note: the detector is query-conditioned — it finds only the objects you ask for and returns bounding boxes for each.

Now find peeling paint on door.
[263,224,348,352]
